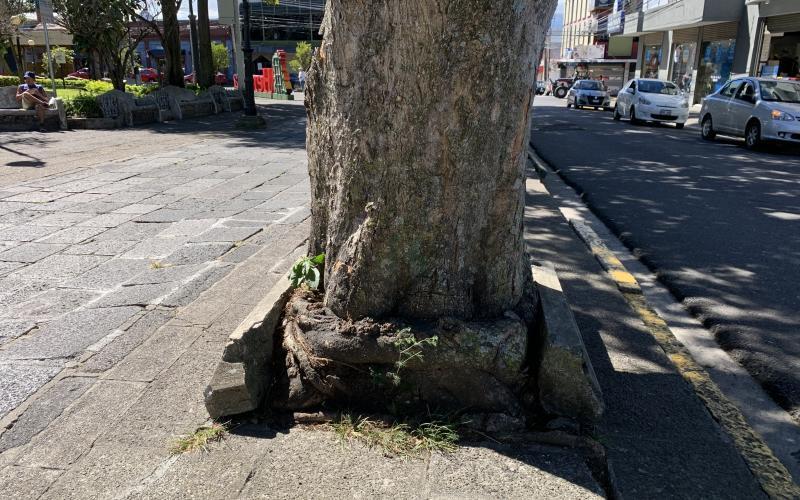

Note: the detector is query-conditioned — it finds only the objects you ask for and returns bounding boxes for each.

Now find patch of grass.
[169,423,227,455]
[54,87,82,100]
[149,260,171,269]
[329,414,458,458]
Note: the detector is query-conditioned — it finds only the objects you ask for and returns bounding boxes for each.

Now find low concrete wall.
[204,273,293,419]
[0,111,62,131]
[533,261,604,422]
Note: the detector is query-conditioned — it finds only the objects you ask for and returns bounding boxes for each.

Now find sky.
[178,0,220,20]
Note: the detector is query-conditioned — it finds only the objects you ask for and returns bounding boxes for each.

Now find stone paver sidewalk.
[0,105,606,498]
[0,103,309,422]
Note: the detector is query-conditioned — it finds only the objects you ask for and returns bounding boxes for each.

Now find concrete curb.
[532,262,604,422]
[204,271,294,419]
[568,211,800,499]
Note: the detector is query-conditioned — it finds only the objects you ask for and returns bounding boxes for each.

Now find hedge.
[64,94,102,118]
[0,76,21,87]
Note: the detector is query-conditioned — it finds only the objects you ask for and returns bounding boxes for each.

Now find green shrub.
[60,79,89,90]
[0,76,21,87]
[84,80,113,95]
[126,84,158,98]
[64,94,102,118]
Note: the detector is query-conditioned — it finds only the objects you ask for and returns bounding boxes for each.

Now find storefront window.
[670,42,696,94]
[695,39,736,103]
[642,45,661,79]
[761,31,800,79]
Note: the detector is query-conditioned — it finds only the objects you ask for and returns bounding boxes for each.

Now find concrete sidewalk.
[0,104,604,499]
[0,102,778,499]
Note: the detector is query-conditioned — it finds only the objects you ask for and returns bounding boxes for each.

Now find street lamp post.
[10,15,25,76]
[241,0,256,116]
[16,34,23,73]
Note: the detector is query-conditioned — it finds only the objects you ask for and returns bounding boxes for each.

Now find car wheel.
[554,87,568,99]
[613,106,621,121]
[675,123,685,129]
[630,106,640,125]
[745,121,762,150]
[701,116,716,140]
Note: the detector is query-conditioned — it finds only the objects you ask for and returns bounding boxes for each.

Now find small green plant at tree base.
[169,422,227,455]
[289,253,325,290]
[330,414,458,458]
[371,329,438,387]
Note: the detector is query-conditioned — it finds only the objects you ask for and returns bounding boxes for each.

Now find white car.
[614,78,689,128]
[566,80,611,110]
[699,77,800,149]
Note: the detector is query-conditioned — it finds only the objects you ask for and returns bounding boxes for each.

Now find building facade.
[605,0,800,104]
[558,0,638,95]
[135,21,234,79]
[243,0,323,74]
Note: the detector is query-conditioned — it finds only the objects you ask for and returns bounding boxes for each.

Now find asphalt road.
[530,95,800,420]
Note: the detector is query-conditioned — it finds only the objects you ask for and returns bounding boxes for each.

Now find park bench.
[207,85,244,114]
[0,85,67,131]
[97,90,167,127]
[144,89,182,122]
[162,86,215,119]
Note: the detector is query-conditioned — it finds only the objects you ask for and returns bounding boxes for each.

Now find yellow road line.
[570,220,800,499]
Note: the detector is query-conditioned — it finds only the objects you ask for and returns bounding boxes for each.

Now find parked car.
[184,72,228,86]
[139,68,159,83]
[67,67,90,79]
[699,77,800,149]
[566,80,611,110]
[552,78,574,99]
[614,78,688,128]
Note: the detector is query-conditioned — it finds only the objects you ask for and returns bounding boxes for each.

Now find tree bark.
[161,0,184,87]
[197,0,213,87]
[306,0,556,321]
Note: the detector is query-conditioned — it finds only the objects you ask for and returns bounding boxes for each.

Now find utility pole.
[188,0,201,78]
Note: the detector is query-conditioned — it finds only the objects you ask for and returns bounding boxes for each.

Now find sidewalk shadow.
[147,102,307,151]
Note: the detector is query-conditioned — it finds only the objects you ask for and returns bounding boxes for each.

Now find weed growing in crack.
[169,422,227,454]
[329,414,458,458]
[371,328,438,388]
[150,260,171,270]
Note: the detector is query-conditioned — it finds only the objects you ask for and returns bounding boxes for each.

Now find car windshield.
[638,80,679,95]
[759,80,800,103]
[576,81,604,90]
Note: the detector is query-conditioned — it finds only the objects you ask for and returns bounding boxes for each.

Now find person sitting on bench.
[16,71,51,132]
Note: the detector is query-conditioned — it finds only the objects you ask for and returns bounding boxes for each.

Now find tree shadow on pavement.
[531,101,800,421]
[0,135,58,168]
[521,169,770,498]
[145,102,307,151]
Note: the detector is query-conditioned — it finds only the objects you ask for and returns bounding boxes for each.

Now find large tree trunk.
[306,0,556,322]
[162,1,184,87]
[197,0,213,87]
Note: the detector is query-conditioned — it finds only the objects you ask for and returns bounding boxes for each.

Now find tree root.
[271,288,539,417]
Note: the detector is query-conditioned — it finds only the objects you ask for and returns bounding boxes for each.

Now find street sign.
[37,0,55,25]
[218,0,238,24]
